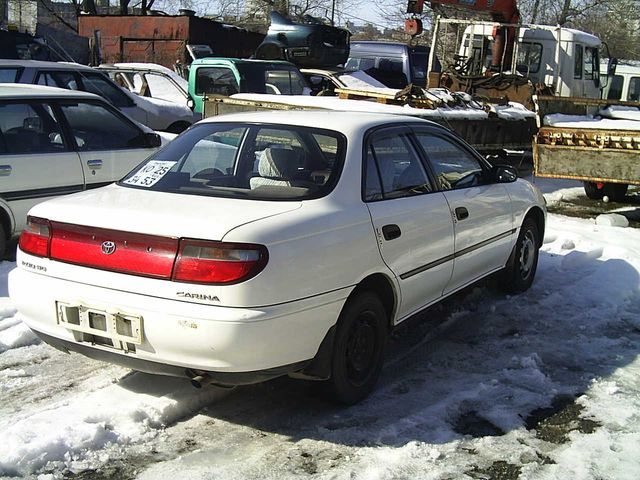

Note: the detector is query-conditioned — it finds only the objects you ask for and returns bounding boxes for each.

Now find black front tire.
[501,217,540,294]
[327,292,388,405]
[583,181,604,200]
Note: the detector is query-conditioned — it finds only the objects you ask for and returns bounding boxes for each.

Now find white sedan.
[9,111,546,404]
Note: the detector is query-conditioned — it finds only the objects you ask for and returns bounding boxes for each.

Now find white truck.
[427,18,613,103]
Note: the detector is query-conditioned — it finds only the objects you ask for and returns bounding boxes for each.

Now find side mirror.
[128,132,161,149]
[186,96,195,110]
[491,164,517,183]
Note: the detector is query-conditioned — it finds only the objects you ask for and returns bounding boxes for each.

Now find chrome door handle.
[87,159,103,169]
[0,165,12,176]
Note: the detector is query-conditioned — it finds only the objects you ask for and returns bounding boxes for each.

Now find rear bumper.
[34,330,309,385]
[9,267,350,381]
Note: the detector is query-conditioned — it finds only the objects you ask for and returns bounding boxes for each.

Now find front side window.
[0,102,66,154]
[120,123,345,201]
[628,77,640,101]
[196,68,239,96]
[59,102,142,151]
[415,133,484,191]
[584,47,599,82]
[517,42,543,75]
[364,131,431,201]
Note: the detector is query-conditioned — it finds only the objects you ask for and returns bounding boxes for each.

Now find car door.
[413,129,514,295]
[57,100,157,188]
[364,126,455,321]
[0,101,84,233]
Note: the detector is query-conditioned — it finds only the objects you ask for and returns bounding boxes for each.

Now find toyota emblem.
[101,241,116,255]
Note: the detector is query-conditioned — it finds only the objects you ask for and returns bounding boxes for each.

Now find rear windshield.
[119,122,346,201]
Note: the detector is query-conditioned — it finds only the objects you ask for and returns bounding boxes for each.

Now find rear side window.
[606,74,623,100]
[37,71,79,89]
[59,102,142,151]
[574,45,583,79]
[121,123,346,201]
[0,68,21,82]
[364,130,431,201]
[81,73,133,108]
[628,77,640,101]
[265,70,307,95]
[0,102,67,154]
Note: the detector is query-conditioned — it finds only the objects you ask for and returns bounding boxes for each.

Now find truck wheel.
[501,218,539,294]
[583,181,604,200]
[602,183,628,202]
[326,292,387,405]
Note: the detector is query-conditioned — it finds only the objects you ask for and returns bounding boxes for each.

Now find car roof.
[0,59,97,71]
[191,58,295,67]
[200,110,441,133]
[0,83,101,100]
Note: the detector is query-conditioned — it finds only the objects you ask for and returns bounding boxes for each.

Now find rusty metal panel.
[534,143,640,185]
[122,40,185,66]
[433,117,537,151]
[204,97,321,118]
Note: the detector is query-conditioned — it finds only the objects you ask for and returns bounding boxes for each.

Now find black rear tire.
[326,292,387,405]
[501,217,540,294]
[583,181,604,200]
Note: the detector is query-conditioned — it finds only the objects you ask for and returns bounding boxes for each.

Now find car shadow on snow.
[120,250,640,449]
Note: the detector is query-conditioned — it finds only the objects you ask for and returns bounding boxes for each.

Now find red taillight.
[19,216,52,257]
[49,223,179,278]
[173,240,268,285]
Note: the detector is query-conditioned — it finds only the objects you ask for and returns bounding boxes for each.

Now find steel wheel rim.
[519,230,536,279]
[345,311,377,385]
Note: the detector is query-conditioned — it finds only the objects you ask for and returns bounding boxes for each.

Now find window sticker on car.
[123,161,177,187]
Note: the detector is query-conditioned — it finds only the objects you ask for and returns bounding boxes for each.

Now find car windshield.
[119,122,346,200]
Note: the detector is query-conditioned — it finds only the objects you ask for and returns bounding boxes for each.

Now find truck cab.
[457,24,603,98]
[187,58,310,114]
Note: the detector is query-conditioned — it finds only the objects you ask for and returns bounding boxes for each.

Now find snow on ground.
[1,180,640,479]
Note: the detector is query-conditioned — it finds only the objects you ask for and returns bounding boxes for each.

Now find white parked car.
[0,60,199,132]
[9,111,546,404]
[0,84,166,257]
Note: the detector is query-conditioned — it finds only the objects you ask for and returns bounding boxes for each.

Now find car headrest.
[258,148,297,179]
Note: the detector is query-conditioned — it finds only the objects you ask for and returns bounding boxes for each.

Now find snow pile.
[335,71,395,94]
[232,93,532,121]
[544,105,640,130]
[0,369,230,475]
[600,105,640,122]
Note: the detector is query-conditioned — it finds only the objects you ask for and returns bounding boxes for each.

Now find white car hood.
[28,184,301,241]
